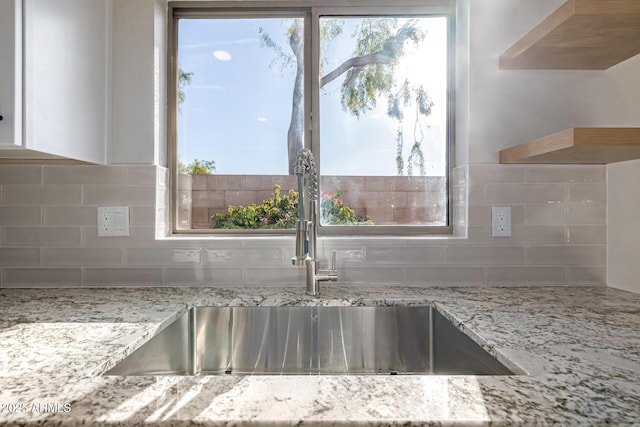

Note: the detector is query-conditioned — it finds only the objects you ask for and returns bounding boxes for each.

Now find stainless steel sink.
[106,306,514,376]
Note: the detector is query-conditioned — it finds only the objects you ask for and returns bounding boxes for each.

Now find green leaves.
[210,186,372,229]
[259,26,296,73]
[385,76,433,176]
[320,192,372,226]
[178,159,216,175]
[211,185,299,229]
[338,19,426,119]
[177,68,193,105]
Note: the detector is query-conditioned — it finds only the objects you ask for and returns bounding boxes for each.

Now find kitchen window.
[168,1,454,235]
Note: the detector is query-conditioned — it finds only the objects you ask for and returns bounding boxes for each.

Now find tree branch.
[319,20,423,88]
[320,52,393,87]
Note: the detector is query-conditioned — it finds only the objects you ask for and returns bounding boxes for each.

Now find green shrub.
[210,186,371,229]
[211,186,298,229]
[320,191,372,226]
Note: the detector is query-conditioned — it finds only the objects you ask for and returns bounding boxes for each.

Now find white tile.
[566,205,606,225]
[315,247,363,266]
[452,205,467,227]
[485,184,565,205]
[526,246,606,266]
[84,268,163,286]
[0,165,42,185]
[525,205,567,225]
[43,206,97,226]
[567,183,606,204]
[123,166,157,186]
[1,185,82,205]
[467,183,485,206]
[524,165,605,183]
[466,225,566,245]
[2,268,82,287]
[164,267,244,286]
[82,226,156,247]
[0,207,41,226]
[365,246,445,265]
[42,248,122,266]
[567,266,606,285]
[469,164,524,184]
[2,227,81,246]
[124,247,203,265]
[445,246,524,265]
[129,206,156,225]
[486,266,566,285]
[204,248,283,266]
[82,185,155,206]
[565,226,607,245]
[405,267,485,285]
[44,166,123,185]
[244,267,304,286]
[337,267,405,285]
[0,248,41,266]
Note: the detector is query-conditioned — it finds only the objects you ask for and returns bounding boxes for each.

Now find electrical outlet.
[491,206,511,237]
[98,206,130,237]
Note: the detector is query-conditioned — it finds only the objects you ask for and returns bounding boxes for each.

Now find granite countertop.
[0,286,638,426]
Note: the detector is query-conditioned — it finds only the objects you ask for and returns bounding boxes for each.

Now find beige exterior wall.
[180,175,447,229]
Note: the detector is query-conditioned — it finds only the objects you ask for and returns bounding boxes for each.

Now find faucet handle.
[330,250,337,271]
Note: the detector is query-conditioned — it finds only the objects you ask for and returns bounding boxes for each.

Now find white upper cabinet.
[1,0,109,164]
[0,0,22,148]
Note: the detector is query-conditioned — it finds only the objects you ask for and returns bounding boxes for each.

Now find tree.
[387,79,434,176]
[176,70,219,176]
[260,18,433,175]
[178,158,217,175]
[178,68,193,106]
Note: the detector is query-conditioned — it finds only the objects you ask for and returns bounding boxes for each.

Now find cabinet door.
[0,0,22,148]
[23,0,108,164]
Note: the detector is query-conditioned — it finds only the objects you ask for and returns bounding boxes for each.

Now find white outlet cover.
[491,206,512,237]
[98,206,130,237]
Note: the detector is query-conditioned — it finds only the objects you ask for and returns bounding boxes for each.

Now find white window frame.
[168,1,455,236]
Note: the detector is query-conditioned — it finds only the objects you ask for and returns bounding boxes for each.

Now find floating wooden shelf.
[500,0,640,70]
[499,128,640,164]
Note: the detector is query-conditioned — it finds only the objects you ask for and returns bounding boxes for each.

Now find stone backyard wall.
[178,175,447,229]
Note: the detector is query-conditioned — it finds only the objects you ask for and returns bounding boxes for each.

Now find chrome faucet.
[291,148,337,295]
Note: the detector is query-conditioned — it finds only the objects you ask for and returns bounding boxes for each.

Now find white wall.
[608,159,640,294]
[110,0,157,164]
[606,53,640,294]
[467,0,640,164]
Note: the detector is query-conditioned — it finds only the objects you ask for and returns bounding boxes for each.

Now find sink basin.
[106,306,514,376]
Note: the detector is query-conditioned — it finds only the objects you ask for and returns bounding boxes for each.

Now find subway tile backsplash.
[0,164,607,287]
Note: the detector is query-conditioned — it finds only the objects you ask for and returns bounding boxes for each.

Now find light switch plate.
[98,206,130,237]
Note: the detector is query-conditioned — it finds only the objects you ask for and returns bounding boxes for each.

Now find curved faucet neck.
[294,148,318,207]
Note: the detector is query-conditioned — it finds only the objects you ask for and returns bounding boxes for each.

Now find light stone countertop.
[0,286,638,426]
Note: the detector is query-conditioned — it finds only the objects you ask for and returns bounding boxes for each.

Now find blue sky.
[177,16,447,176]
